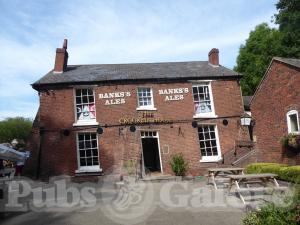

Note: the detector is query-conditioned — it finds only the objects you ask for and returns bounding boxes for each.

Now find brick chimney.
[54,39,68,73]
[208,48,219,66]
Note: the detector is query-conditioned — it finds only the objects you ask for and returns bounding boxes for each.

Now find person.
[0,159,4,177]
[15,158,25,177]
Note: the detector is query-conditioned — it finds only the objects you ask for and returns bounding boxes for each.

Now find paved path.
[1,177,289,225]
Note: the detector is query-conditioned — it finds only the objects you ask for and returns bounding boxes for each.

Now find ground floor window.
[198,124,221,162]
[76,132,100,172]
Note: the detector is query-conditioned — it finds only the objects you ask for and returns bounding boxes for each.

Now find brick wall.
[26,79,246,178]
[251,60,300,164]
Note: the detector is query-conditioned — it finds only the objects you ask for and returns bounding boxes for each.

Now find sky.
[0,0,278,120]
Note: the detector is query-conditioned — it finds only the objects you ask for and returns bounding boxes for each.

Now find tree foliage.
[275,0,300,58]
[235,0,300,95]
[0,117,33,143]
[234,23,283,95]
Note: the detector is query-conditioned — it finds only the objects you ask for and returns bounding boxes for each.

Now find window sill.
[75,167,102,174]
[193,114,218,119]
[73,121,99,127]
[199,157,222,163]
[288,131,300,135]
[136,107,157,111]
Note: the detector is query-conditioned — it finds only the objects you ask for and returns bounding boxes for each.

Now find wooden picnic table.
[227,173,286,204]
[207,167,244,190]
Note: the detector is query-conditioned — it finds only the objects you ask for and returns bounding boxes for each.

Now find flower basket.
[281,134,300,153]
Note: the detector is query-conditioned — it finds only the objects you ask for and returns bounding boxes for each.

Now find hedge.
[245,163,300,184]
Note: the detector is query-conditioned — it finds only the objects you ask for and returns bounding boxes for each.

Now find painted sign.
[158,88,189,101]
[119,112,170,125]
[99,91,131,105]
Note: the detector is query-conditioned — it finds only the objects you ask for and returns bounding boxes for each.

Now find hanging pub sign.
[98,91,131,105]
[158,88,189,101]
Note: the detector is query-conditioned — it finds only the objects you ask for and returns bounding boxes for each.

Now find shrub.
[123,159,136,176]
[279,166,300,184]
[169,153,188,176]
[245,163,286,174]
[242,188,300,225]
[245,163,300,184]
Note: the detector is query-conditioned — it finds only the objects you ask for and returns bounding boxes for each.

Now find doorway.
[141,131,162,175]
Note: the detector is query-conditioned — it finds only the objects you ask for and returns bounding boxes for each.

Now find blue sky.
[0,0,277,120]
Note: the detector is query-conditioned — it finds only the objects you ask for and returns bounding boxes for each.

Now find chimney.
[208,48,219,66]
[54,39,68,73]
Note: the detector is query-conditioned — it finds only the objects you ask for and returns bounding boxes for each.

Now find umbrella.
[0,144,27,161]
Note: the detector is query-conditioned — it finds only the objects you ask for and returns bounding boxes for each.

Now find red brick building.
[26,40,248,179]
[251,57,300,164]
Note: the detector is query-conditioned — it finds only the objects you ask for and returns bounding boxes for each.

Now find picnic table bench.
[228,173,287,204]
[207,167,244,190]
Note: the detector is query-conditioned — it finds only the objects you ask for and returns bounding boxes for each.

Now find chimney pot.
[54,39,68,73]
[63,39,68,49]
[208,48,219,66]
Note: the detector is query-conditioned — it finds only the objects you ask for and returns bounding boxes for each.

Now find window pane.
[82,89,87,95]
[290,114,299,132]
[79,150,85,157]
[86,158,93,166]
[86,150,92,157]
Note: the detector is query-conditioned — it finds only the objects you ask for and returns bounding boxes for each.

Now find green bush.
[245,163,300,184]
[169,153,188,176]
[279,166,300,184]
[245,163,286,174]
[243,189,300,225]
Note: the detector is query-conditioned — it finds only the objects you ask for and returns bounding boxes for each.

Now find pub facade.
[27,40,247,179]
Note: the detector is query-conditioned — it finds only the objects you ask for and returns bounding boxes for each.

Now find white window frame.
[198,124,222,162]
[140,130,163,174]
[136,87,157,111]
[286,110,300,134]
[73,88,99,126]
[192,82,217,118]
[75,132,102,173]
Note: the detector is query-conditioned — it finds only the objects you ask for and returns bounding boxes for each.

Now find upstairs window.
[75,89,96,122]
[192,82,216,117]
[287,110,300,134]
[137,87,155,110]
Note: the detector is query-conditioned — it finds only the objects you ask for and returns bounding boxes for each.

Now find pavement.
[0,176,291,225]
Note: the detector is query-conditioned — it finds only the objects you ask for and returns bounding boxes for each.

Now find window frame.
[192,82,217,118]
[75,132,102,173]
[73,88,99,126]
[286,110,300,134]
[197,124,222,162]
[136,87,157,110]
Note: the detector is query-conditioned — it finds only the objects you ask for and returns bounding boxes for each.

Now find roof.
[273,57,300,69]
[32,61,240,90]
[250,57,300,106]
[243,96,252,111]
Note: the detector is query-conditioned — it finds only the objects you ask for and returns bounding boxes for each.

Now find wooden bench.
[227,173,287,204]
[207,167,244,190]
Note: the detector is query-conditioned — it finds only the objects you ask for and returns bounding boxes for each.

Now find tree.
[275,0,300,58]
[0,117,33,143]
[234,23,283,95]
